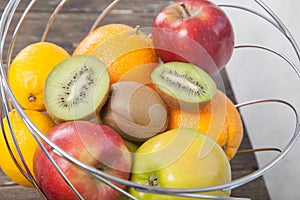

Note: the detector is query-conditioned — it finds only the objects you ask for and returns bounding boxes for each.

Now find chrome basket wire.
[0,0,300,199]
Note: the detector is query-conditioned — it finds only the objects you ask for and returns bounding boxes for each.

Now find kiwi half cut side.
[44,55,110,122]
[151,62,216,111]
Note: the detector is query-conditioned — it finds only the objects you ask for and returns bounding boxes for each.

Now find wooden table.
[0,0,270,199]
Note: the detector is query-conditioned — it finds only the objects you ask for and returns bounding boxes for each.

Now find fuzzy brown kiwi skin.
[101,102,168,142]
[100,81,169,142]
[46,90,109,123]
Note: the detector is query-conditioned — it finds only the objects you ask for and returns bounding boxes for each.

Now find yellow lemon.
[0,109,55,187]
[8,42,70,111]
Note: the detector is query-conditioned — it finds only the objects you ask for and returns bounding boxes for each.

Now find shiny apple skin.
[152,0,234,75]
[33,121,132,200]
[129,128,231,199]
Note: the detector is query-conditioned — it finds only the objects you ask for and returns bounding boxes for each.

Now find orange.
[73,24,158,85]
[8,42,70,111]
[0,109,55,187]
[167,90,243,160]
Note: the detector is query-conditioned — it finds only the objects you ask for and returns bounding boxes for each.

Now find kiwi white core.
[160,69,207,96]
[151,62,216,104]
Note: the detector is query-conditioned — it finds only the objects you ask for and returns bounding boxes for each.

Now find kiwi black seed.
[151,62,216,111]
[44,55,110,122]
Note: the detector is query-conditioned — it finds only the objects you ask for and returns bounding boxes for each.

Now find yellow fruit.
[129,128,231,199]
[73,24,158,85]
[8,42,70,111]
[0,109,55,187]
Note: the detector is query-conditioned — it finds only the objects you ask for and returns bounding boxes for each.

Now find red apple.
[33,121,132,200]
[152,0,234,75]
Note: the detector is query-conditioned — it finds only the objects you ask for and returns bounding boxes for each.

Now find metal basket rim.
[0,0,300,199]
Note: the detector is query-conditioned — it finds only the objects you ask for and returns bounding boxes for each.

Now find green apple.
[129,128,231,199]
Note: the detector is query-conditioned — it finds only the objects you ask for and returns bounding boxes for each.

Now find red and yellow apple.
[129,128,231,199]
[152,0,234,75]
[33,121,132,200]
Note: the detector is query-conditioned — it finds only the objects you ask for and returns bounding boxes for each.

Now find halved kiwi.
[44,55,110,122]
[151,62,216,111]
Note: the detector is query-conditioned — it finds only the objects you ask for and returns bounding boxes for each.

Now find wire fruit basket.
[0,0,300,199]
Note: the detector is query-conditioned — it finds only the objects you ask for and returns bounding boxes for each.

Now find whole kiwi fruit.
[100,81,168,142]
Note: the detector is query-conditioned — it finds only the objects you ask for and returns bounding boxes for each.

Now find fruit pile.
[0,0,243,199]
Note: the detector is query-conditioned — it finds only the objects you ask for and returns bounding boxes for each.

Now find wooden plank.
[0,186,40,200]
[1,0,168,13]
[0,170,40,200]
[1,2,167,58]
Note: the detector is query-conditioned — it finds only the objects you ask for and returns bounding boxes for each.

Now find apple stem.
[180,3,191,17]
[148,175,159,186]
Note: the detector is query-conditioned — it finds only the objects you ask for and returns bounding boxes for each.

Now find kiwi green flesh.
[44,55,110,121]
[151,62,216,106]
